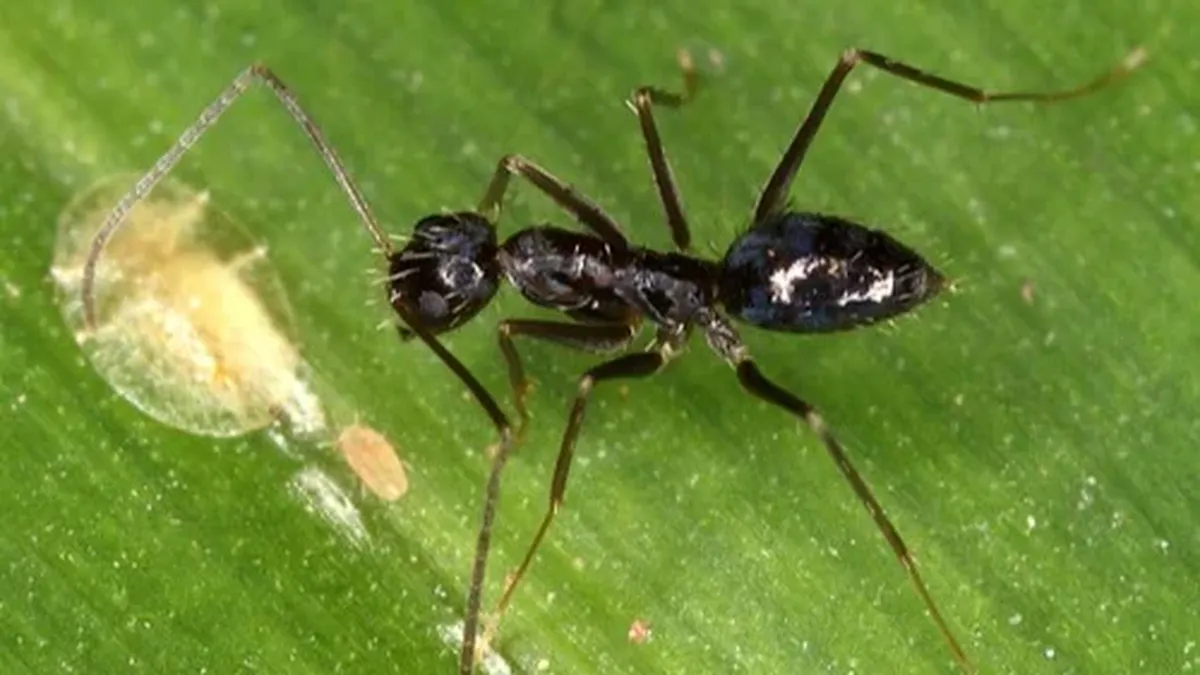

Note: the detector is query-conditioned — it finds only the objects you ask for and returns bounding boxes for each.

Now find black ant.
[81,45,1145,674]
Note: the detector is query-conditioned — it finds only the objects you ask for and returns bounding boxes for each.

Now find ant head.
[388,211,500,339]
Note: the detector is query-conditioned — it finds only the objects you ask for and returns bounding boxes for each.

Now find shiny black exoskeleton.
[721,211,945,332]
[389,208,943,346]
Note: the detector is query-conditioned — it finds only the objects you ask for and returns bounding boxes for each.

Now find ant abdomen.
[388,212,500,338]
[718,211,946,333]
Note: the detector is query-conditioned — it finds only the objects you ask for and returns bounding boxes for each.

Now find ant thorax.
[498,225,720,329]
[498,226,624,319]
[615,247,719,326]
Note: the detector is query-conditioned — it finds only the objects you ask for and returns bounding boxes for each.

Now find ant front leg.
[753,46,1147,222]
[478,327,684,655]
[496,319,638,441]
[478,154,628,249]
[697,309,973,672]
[395,310,519,675]
[627,49,700,251]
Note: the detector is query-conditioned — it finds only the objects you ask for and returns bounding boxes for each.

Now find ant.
[81,45,1145,674]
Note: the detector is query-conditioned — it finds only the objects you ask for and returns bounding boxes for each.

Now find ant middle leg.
[497,319,638,439]
[460,318,635,672]
[481,328,683,649]
[753,45,1147,222]
[627,49,701,251]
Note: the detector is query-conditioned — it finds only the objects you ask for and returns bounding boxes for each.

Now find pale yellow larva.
[51,174,325,437]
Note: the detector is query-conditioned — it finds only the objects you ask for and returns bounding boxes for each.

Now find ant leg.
[458,319,636,673]
[401,317,517,675]
[753,46,1148,222]
[627,49,700,251]
[497,319,637,441]
[477,154,628,250]
[392,310,527,675]
[697,309,972,672]
[481,336,681,650]
[82,64,394,329]
[734,359,973,672]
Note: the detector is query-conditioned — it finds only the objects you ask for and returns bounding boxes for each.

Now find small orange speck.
[628,618,652,644]
[336,423,408,501]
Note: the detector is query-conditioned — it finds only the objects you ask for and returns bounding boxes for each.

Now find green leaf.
[1,2,1194,674]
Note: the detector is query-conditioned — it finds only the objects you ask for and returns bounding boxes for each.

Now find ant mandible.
[81,45,1145,674]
